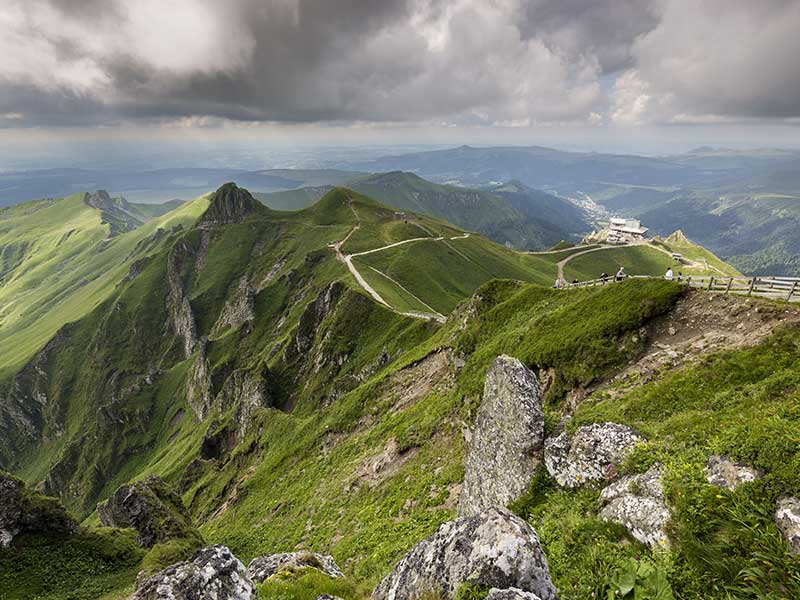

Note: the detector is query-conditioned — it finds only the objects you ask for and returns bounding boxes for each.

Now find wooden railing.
[567,275,800,302]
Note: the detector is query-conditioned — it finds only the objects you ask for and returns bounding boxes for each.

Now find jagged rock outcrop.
[218,366,273,437]
[97,475,202,548]
[84,190,141,236]
[705,455,761,490]
[198,183,262,227]
[213,275,255,335]
[0,472,76,547]
[133,545,255,600]
[246,551,344,583]
[487,589,543,600]
[599,465,670,548]
[372,508,557,600]
[459,355,544,517]
[186,338,213,420]
[167,239,199,358]
[284,282,345,363]
[775,497,800,555]
[544,423,643,488]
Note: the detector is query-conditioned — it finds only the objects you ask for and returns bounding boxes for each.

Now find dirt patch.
[600,289,800,401]
[345,438,419,492]
[386,349,460,414]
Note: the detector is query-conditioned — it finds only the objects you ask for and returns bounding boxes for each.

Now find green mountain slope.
[259,171,590,250]
[3,182,787,600]
[0,192,208,376]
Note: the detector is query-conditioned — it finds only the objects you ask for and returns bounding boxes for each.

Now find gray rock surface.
[213,276,255,334]
[0,472,76,547]
[372,508,557,600]
[459,356,544,517]
[284,282,344,363]
[199,183,262,227]
[246,551,344,583]
[486,589,543,600]
[134,545,255,600]
[704,455,761,490]
[97,475,201,548]
[775,497,800,555]
[599,465,670,548]
[544,422,643,488]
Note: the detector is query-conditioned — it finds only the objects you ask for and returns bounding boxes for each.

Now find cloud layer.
[1,0,798,128]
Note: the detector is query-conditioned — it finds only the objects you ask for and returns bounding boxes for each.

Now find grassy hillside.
[0,193,208,376]
[1,183,776,600]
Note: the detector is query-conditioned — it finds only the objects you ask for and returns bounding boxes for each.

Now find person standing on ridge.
[665,267,674,280]
[615,266,626,281]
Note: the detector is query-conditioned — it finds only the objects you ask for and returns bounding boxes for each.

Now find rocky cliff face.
[198,183,263,227]
[459,355,544,517]
[167,239,200,359]
[0,472,76,547]
[97,475,202,548]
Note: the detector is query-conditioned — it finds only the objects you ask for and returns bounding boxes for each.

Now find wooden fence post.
[707,276,715,291]
[747,278,755,296]
[788,281,797,302]
[725,278,733,294]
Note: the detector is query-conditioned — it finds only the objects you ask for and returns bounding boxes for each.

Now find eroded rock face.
[97,475,201,548]
[284,282,345,363]
[246,551,344,583]
[372,508,557,600]
[544,423,643,488]
[599,465,670,549]
[459,355,544,517]
[134,545,255,600]
[199,183,262,227]
[213,276,255,335]
[0,472,76,547]
[487,589,543,600]
[705,455,761,490]
[775,497,800,555]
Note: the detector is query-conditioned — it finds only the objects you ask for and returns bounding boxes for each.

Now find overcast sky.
[1,0,799,153]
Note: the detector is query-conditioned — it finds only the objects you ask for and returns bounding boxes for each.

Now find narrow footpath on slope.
[328,200,470,323]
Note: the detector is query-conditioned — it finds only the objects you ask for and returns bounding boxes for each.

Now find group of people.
[555,265,682,289]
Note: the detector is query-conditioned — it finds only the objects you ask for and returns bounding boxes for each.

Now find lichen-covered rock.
[775,497,800,555]
[459,356,544,517]
[133,544,255,599]
[372,508,557,600]
[705,455,761,490]
[97,475,201,548]
[486,589,543,600]
[544,423,643,488]
[0,472,76,547]
[599,465,670,549]
[246,551,344,583]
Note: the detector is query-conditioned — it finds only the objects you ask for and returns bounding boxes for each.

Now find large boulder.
[133,545,255,600]
[544,423,643,488]
[705,455,761,490]
[0,472,76,547]
[598,465,670,549]
[97,475,201,548]
[247,551,344,583]
[372,508,557,600]
[459,356,544,517]
[775,497,800,555]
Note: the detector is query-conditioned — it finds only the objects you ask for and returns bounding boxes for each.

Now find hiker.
[665,267,674,280]
[615,266,626,281]
[600,272,609,284]
[677,271,683,282]
[572,278,579,286]
[554,277,563,289]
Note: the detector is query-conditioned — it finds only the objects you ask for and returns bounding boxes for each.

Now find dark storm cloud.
[1,0,800,128]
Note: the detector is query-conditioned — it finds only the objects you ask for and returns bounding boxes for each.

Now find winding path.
[328,200,468,323]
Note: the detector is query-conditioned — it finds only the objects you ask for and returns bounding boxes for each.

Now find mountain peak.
[199,182,262,226]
